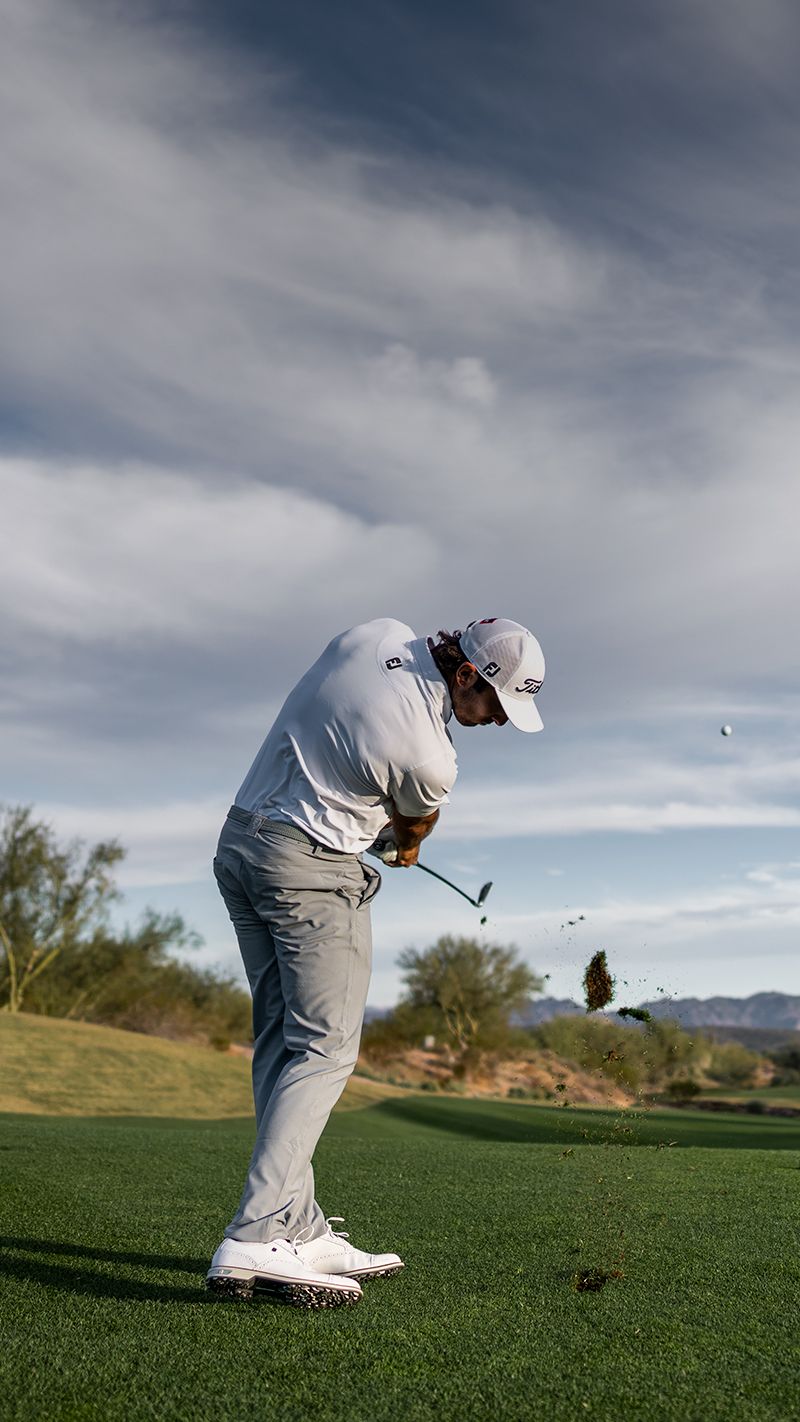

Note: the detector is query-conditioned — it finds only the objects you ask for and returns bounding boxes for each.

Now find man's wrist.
[387,806,438,867]
[391,807,439,847]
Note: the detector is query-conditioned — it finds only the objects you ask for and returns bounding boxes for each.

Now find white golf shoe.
[293,1217,404,1281]
[206,1236,363,1309]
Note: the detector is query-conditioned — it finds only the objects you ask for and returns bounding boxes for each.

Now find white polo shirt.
[235,619,458,853]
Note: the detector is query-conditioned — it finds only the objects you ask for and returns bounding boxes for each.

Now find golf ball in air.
[721,724,733,736]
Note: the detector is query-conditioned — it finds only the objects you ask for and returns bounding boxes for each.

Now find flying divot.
[617,1006,652,1024]
[583,950,615,1012]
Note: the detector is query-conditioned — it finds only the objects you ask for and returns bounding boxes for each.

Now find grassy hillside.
[0,1013,402,1117]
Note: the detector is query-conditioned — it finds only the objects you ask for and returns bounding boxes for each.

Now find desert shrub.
[745,1098,766,1114]
[708,1040,763,1087]
[640,1019,705,1079]
[767,1044,800,1085]
[360,1002,439,1061]
[472,1021,535,1055]
[25,914,252,1043]
[769,1044,800,1070]
[529,1014,608,1062]
[664,1077,702,1102]
[530,1014,607,1062]
[449,1043,487,1080]
[529,1013,720,1094]
[530,1014,644,1090]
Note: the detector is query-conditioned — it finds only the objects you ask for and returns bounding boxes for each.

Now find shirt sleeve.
[388,752,456,819]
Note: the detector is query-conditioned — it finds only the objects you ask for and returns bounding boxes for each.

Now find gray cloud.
[1,458,440,642]
[2,0,800,1002]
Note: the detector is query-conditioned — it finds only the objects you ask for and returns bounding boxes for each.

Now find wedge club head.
[413,861,493,911]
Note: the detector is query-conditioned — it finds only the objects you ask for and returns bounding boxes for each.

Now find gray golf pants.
[213,806,381,1245]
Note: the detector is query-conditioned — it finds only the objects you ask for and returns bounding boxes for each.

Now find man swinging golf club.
[207,616,545,1307]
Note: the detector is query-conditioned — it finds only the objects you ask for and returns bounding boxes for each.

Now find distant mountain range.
[367,992,800,1033]
[511,997,582,1025]
[512,992,800,1030]
[638,992,800,1030]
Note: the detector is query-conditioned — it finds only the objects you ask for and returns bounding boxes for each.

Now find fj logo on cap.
[482,661,501,677]
[385,657,402,670]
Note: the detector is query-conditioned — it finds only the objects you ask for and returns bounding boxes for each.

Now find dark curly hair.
[427,628,470,679]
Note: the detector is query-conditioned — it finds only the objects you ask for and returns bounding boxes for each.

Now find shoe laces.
[325,1216,350,1241]
[291,1216,350,1250]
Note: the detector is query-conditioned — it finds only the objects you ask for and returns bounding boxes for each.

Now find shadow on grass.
[0,1235,208,1305]
[338,1096,800,1150]
[368,1096,569,1143]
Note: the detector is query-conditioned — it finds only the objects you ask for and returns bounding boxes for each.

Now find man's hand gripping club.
[372,808,439,868]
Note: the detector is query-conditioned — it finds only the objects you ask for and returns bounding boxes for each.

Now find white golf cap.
[459,618,545,732]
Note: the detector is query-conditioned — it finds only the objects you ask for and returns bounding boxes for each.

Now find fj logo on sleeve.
[482,662,501,677]
[385,657,402,670]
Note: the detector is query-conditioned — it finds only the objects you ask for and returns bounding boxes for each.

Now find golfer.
[207,616,545,1307]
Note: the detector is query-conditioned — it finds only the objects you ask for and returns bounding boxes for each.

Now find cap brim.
[498,689,544,733]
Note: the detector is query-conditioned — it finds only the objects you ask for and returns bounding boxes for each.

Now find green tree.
[0,805,123,1013]
[396,935,543,1056]
[63,910,249,1042]
[0,805,252,1044]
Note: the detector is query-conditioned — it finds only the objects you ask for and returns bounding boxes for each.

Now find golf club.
[369,837,492,911]
[417,861,493,909]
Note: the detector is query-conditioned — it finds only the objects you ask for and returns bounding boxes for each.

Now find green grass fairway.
[329,1093,800,1151]
[700,1084,800,1106]
[2,1100,798,1422]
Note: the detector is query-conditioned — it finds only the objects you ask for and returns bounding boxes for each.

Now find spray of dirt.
[561,952,668,1293]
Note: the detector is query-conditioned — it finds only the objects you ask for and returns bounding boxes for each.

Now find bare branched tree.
[0,805,123,1013]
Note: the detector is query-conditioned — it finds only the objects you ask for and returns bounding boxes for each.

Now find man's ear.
[455,661,479,687]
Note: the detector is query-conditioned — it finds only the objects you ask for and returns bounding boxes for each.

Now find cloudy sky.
[3,0,799,1008]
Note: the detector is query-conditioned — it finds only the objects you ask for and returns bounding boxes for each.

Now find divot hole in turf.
[573,1266,624,1293]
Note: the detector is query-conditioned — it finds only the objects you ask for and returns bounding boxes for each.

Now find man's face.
[450,664,509,727]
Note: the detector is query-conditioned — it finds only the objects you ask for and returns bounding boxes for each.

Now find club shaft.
[415,860,480,907]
